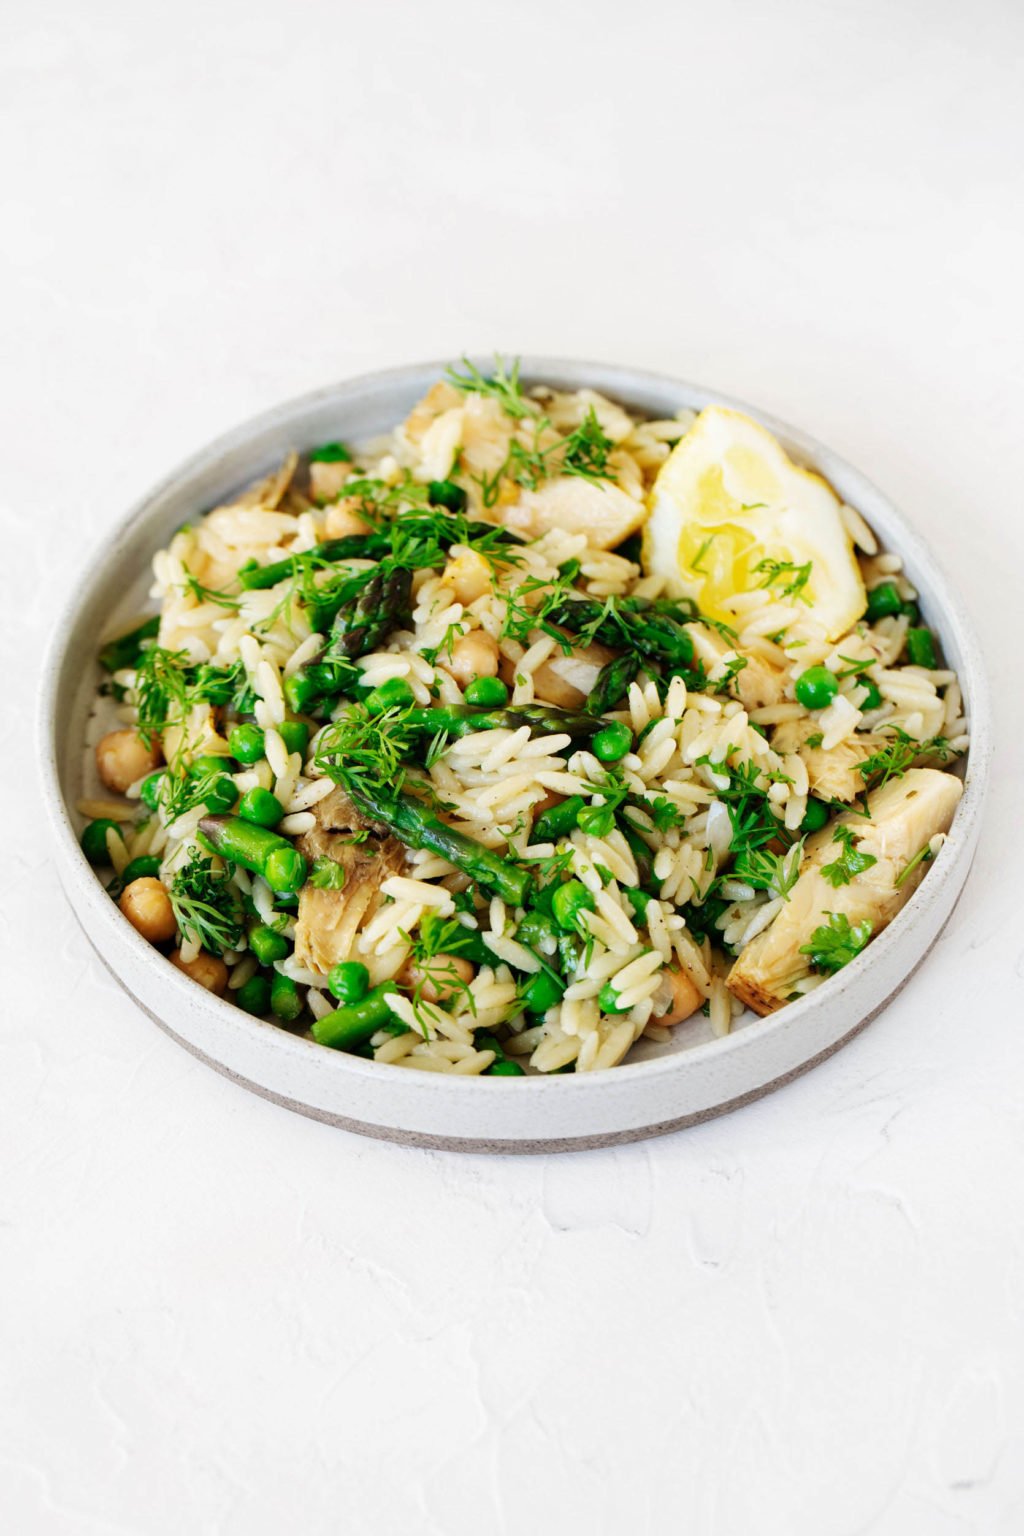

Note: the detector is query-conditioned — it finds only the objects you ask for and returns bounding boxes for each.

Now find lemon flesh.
[642,407,867,641]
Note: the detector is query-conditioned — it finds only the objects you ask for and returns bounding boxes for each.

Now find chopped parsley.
[821,825,878,888]
[799,911,873,973]
[754,558,813,603]
[309,857,348,891]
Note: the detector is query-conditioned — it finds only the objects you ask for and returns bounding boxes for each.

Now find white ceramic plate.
[38,360,991,1151]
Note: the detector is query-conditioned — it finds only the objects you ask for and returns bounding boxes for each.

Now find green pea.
[516,912,559,950]
[530,883,558,918]
[598,981,629,1014]
[364,678,415,715]
[229,724,266,764]
[592,721,632,763]
[859,678,883,711]
[81,818,124,865]
[195,774,238,814]
[238,787,284,828]
[264,846,307,894]
[236,974,271,1015]
[278,720,310,757]
[270,971,302,1023]
[189,754,231,778]
[309,441,352,464]
[522,970,564,1015]
[328,960,370,1004]
[121,855,161,884]
[464,676,509,708]
[800,797,831,833]
[552,880,596,932]
[794,665,838,711]
[625,887,652,921]
[428,479,468,512]
[906,627,938,669]
[249,924,289,965]
[139,771,166,811]
[487,1059,526,1076]
[576,802,615,837]
[865,581,905,621]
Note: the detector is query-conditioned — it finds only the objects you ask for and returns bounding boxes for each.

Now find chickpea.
[444,550,492,606]
[323,495,371,538]
[400,954,475,1004]
[655,968,703,1027]
[170,948,229,995]
[119,877,177,944]
[443,630,499,688]
[96,729,162,795]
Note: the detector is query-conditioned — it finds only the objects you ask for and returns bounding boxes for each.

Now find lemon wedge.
[643,407,866,640]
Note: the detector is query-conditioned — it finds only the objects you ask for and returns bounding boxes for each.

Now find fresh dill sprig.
[754,558,813,603]
[444,355,536,421]
[894,841,937,889]
[168,851,245,955]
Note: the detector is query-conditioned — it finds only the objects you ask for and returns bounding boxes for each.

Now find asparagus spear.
[405,703,604,744]
[584,653,641,715]
[198,815,308,892]
[239,534,389,590]
[543,596,696,669]
[324,565,413,661]
[312,982,400,1051]
[347,785,532,906]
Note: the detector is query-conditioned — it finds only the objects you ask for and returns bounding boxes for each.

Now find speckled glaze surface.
[38,361,992,1151]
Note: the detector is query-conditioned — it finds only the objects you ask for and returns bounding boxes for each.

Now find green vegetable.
[229,723,266,764]
[249,924,289,965]
[309,856,347,890]
[576,802,616,837]
[309,440,352,464]
[347,786,532,907]
[799,911,873,973]
[270,971,302,1022]
[552,879,595,932]
[464,675,509,708]
[238,787,284,828]
[404,702,603,746]
[284,660,360,715]
[324,564,412,661]
[598,981,629,1014]
[81,818,124,865]
[236,974,271,1015]
[522,970,564,1014]
[625,887,652,921]
[238,534,388,592]
[311,982,399,1051]
[365,677,416,715]
[865,581,904,620]
[800,797,830,833]
[585,654,641,715]
[327,960,370,1004]
[593,721,632,763]
[533,795,586,842]
[794,665,838,711]
[278,720,310,757]
[139,771,166,811]
[428,479,468,511]
[199,774,238,814]
[821,825,878,888]
[515,911,559,951]
[121,855,161,884]
[199,815,307,893]
[859,678,883,711]
[487,1059,526,1076]
[906,627,938,669]
[99,615,160,673]
[539,593,696,670]
[168,849,245,954]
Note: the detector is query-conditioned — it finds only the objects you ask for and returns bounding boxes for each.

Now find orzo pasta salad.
[81,359,968,1075]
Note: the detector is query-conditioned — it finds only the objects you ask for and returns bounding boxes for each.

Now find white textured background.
[4,2,1024,1532]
